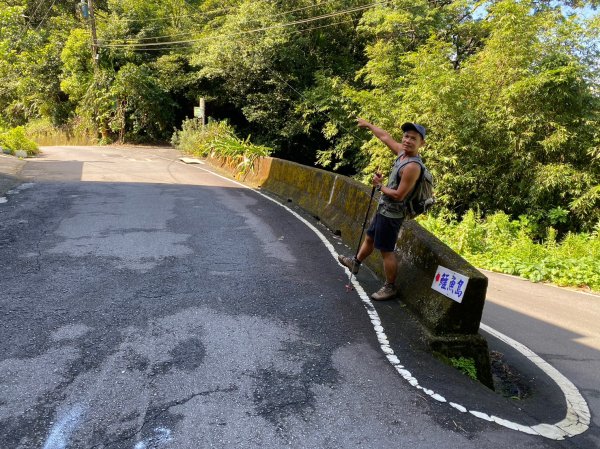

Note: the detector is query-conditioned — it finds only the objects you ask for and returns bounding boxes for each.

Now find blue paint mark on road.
[134,427,173,448]
[42,404,86,449]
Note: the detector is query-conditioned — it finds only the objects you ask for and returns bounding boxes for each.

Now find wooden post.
[199,97,206,128]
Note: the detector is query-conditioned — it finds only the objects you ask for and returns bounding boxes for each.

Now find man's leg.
[381,250,397,284]
[371,250,398,300]
[338,233,375,274]
[356,235,374,262]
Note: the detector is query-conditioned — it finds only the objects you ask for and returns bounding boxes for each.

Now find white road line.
[156,155,591,440]
[480,323,591,439]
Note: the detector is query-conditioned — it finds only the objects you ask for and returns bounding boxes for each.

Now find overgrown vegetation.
[435,352,479,381]
[419,211,600,291]
[24,118,95,146]
[172,119,272,177]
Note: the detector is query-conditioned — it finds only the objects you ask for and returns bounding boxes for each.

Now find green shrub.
[0,126,39,156]
[172,119,272,178]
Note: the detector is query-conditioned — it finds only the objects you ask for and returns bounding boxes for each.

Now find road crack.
[89,384,239,448]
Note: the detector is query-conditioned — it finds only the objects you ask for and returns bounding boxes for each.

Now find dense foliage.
[419,211,600,291]
[1,0,599,288]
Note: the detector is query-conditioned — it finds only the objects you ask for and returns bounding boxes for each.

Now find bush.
[172,119,272,178]
[0,126,39,156]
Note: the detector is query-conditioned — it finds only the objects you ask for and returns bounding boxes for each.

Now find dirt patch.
[490,350,532,400]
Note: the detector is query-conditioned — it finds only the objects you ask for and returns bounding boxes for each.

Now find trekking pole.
[345,184,377,292]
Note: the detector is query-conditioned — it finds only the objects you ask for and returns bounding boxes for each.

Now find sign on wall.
[431,266,469,303]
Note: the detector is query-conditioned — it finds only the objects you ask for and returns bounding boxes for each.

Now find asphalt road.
[0,146,597,448]
[482,272,600,447]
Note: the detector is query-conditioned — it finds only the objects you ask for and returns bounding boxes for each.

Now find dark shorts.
[366,213,404,252]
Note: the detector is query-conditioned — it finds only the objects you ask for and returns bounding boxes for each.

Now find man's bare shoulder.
[401,160,422,174]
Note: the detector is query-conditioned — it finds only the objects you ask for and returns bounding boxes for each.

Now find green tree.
[188,0,367,164]
[0,1,78,126]
[109,63,175,142]
[330,0,599,233]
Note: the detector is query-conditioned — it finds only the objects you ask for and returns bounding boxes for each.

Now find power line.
[97,0,343,25]
[133,18,370,147]
[8,0,47,51]
[97,0,345,43]
[97,1,387,48]
[119,16,363,52]
[27,0,46,25]
[33,0,57,31]
[252,0,342,20]
[97,4,236,24]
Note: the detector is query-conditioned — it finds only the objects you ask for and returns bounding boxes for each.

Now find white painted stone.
[469,410,494,421]
[381,345,394,355]
[449,402,467,413]
[397,368,411,378]
[386,355,400,365]
[431,393,446,402]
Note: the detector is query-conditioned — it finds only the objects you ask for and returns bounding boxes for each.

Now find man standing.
[338,118,427,300]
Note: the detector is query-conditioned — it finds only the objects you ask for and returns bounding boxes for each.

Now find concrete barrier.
[207,155,493,388]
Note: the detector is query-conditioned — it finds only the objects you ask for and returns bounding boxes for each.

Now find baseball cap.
[401,122,426,140]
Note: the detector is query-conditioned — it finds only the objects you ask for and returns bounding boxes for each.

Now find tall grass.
[419,211,600,292]
[26,118,97,146]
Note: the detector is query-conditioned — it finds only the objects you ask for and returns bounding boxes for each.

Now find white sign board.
[431,265,469,303]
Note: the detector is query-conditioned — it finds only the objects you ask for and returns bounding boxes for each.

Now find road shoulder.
[0,153,26,196]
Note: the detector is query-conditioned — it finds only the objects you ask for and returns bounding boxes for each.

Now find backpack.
[402,159,435,219]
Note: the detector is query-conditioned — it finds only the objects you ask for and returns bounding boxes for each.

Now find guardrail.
[207,155,493,388]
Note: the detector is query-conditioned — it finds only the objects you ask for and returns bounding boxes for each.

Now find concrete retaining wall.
[207,155,493,388]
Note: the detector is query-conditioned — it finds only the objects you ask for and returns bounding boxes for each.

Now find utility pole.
[83,0,99,70]
[79,0,102,136]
